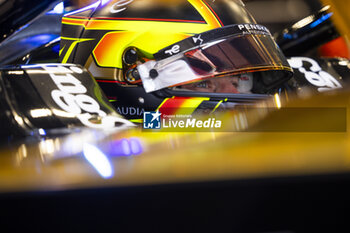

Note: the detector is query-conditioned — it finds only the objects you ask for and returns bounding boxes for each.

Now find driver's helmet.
[60,0,293,119]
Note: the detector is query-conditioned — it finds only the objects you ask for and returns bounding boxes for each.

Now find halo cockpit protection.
[60,0,293,119]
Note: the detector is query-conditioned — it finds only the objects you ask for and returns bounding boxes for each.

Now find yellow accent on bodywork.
[130,119,143,123]
[211,100,224,114]
[61,17,89,27]
[59,44,65,56]
[60,37,95,63]
[156,97,175,111]
[175,97,210,115]
[156,97,209,115]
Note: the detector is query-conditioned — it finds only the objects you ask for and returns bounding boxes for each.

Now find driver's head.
[60,0,293,119]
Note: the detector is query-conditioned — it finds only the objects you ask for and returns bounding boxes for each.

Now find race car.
[1,0,349,139]
[0,1,350,233]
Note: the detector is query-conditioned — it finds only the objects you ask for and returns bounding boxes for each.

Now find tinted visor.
[185,34,290,76]
[137,25,293,93]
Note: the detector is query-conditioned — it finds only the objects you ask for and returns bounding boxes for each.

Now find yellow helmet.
[60,0,293,119]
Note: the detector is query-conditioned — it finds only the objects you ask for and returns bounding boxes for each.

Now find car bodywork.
[0,1,350,232]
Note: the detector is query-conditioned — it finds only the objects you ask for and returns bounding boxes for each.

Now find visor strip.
[154,24,272,60]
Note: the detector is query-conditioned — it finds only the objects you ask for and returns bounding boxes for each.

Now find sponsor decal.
[117,107,144,116]
[42,65,132,129]
[164,45,181,56]
[110,0,133,14]
[288,57,342,92]
[237,24,270,35]
[192,35,203,44]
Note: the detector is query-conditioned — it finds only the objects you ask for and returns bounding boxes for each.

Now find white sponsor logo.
[164,45,180,56]
[238,24,270,34]
[110,0,133,14]
[42,65,132,129]
[288,57,342,92]
[193,35,203,44]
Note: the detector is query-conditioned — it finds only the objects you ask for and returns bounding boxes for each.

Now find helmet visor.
[137,24,293,93]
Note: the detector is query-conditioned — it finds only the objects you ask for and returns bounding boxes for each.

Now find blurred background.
[245,0,323,33]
